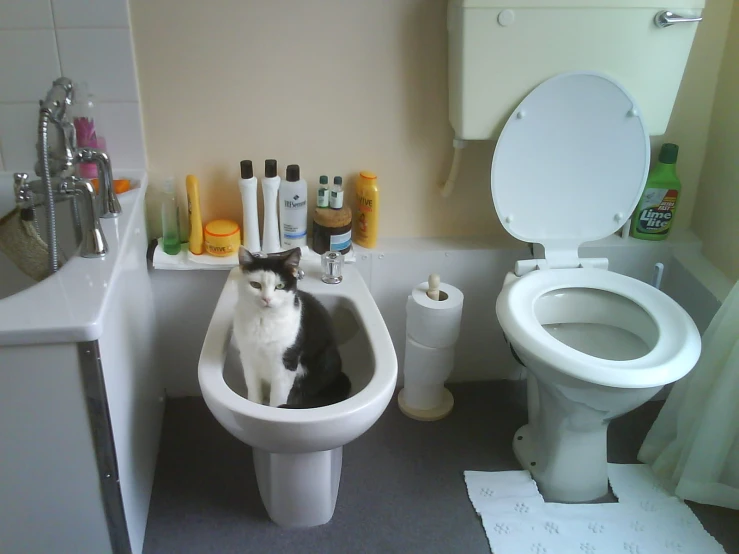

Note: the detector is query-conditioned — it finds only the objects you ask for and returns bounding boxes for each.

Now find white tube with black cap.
[261,159,282,253]
[238,159,260,252]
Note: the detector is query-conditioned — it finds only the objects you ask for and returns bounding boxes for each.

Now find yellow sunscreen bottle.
[186,174,204,255]
[354,170,379,248]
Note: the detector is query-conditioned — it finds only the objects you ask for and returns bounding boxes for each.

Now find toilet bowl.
[489,72,702,502]
[498,268,700,501]
[198,260,397,527]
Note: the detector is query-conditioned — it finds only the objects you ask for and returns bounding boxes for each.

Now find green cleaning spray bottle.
[631,143,681,241]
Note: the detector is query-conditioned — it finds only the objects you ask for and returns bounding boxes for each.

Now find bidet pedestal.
[252,446,342,527]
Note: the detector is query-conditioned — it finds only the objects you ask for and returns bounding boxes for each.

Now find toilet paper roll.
[403,336,455,386]
[406,280,464,349]
[403,336,455,410]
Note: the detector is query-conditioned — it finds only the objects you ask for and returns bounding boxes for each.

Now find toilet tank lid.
[451,0,704,8]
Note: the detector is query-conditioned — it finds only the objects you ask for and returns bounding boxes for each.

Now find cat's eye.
[249,281,262,290]
[275,283,285,290]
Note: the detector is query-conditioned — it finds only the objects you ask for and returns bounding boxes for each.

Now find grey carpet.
[143,382,738,554]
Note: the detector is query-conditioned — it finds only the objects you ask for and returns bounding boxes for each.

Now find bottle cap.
[319,175,328,185]
[333,176,343,186]
[359,170,377,180]
[240,160,253,179]
[265,159,277,178]
[658,143,679,164]
[286,164,300,182]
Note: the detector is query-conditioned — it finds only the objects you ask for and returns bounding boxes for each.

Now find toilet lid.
[491,72,650,254]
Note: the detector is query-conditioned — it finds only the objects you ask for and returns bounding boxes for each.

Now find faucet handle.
[13,172,31,203]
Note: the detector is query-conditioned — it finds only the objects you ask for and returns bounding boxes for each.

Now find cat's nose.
[262,297,271,305]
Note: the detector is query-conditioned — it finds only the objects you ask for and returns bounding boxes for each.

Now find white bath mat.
[464,464,726,554]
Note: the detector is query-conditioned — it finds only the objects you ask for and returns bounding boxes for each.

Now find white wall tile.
[98,102,145,169]
[0,0,54,30]
[0,30,61,102]
[51,0,129,29]
[0,103,40,172]
[56,28,138,101]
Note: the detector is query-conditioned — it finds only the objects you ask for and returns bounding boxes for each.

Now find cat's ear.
[283,247,301,271]
[238,245,255,267]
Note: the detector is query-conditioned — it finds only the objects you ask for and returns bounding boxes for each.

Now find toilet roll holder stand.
[398,273,457,422]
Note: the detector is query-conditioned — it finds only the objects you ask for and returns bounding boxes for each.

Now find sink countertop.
[0,170,147,346]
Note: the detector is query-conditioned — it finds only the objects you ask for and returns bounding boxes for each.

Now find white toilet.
[491,71,702,503]
[198,258,397,527]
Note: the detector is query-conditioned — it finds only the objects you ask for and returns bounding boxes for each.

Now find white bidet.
[198,261,397,527]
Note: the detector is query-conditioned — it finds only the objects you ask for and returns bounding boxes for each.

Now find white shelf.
[150,240,357,271]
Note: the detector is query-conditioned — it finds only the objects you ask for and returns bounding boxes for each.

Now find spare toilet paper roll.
[403,336,456,410]
[406,280,464,349]
[404,336,456,386]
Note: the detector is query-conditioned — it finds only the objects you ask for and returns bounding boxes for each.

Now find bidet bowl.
[198,262,397,527]
[199,264,397,454]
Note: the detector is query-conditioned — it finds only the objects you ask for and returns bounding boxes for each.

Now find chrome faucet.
[14,77,121,273]
[74,147,120,218]
[14,172,107,258]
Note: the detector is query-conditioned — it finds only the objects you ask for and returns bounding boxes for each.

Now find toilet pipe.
[439,138,466,198]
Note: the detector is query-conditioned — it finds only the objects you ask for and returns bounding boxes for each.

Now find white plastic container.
[279,164,308,248]
[238,160,260,252]
[261,159,281,253]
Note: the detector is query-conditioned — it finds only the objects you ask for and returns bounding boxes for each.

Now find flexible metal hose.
[38,111,59,273]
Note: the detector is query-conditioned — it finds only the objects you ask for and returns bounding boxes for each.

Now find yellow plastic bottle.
[354,171,379,248]
[186,174,204,255]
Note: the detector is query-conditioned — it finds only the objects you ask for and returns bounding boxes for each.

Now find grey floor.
[143,382,738,554]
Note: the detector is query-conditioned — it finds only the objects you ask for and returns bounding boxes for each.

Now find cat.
[232,246,351,409]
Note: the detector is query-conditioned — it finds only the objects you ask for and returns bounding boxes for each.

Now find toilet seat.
[491,71,650,267]
[497,268,701,389]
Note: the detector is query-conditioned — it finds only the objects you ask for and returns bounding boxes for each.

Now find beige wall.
[130,0,732,240]
[693,1,739,281]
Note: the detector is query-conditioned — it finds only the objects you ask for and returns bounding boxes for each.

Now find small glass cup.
[321,251,344,284]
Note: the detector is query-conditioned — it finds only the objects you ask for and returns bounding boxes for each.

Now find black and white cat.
[233,246,351,409]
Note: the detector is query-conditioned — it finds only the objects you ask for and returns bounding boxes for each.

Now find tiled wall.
[0,0,145,174]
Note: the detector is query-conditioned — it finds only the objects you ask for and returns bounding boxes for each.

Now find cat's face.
[237,247,301,310]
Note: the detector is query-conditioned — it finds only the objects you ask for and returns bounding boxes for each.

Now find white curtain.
[638,279,739,510]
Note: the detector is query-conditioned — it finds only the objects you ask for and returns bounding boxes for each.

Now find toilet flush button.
[498,9,515,26]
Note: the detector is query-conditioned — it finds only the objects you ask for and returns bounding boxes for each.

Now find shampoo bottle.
[238,160,260,252]
[317,175,330,208]
[261,159,281,253]
[279,164,308,248]
[186,174,204,254]
[354,170,379,248]
[631,143,681,241]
